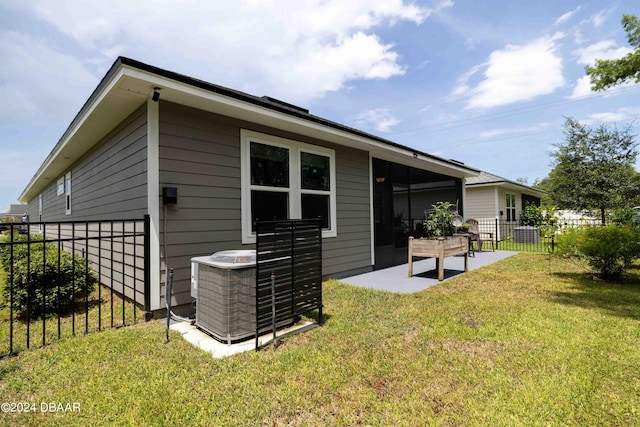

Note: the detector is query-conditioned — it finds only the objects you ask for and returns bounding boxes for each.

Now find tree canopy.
[546,118,638,224]
[586,14,640,91]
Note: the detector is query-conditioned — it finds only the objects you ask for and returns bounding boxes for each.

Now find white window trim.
[65,171,72,215]
[241,129,337,244]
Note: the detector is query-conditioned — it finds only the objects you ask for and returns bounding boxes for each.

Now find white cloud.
[574,40,633,65]
[453,33,565,109]
[569,75,594,99]
[450,64,484,97]
[480,123,551,138]
[2,0,448,102]
[589,10,609,28]
[586,107,640,124]
[555,6,581,26]
[352,108,400,132]
[568,40,634,99]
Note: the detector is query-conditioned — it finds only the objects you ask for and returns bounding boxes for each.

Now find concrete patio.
[171,249,517,358]
[339,250,518,293]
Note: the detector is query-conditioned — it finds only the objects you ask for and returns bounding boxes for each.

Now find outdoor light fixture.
[152,87,161,102]
[375,177,385,183]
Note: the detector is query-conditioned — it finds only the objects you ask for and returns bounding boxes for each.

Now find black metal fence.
[0,216,149,358]
[474,218,597,253]
[255,219,323,349]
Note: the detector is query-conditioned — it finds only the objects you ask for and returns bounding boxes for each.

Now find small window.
[301,152,330,191]
[65,171,72,215]
[57,177,64,196]
[250,142,290,188]
[251,190,289,227]
[506,193,516,222]
[301,193,330,228]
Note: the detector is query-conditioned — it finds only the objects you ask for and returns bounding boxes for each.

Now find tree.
[546,118,638,224]
[586,14,640,90]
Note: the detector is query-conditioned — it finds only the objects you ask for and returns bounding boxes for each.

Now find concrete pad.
[169,319,318,358]
[340,250,518,293]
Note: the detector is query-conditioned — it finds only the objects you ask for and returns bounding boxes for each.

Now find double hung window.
[241,130,336,243]
[506,193,516,222]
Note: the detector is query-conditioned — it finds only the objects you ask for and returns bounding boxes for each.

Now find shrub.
[556,224,640,280]
[0,233,97,319]
[554,226,585,258]
[520,205,559,238]
[609,206,638,225]
[520,203,543,226]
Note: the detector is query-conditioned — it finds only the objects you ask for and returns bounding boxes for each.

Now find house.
[3,204,28,222]
[19,57,479,313]
[464,171,544,239]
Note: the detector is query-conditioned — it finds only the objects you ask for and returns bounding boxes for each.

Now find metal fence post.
[144,215,151,312]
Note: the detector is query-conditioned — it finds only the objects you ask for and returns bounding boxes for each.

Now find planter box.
[408,236,469,281]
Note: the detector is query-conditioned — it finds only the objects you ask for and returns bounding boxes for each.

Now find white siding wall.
[465,187,497,219]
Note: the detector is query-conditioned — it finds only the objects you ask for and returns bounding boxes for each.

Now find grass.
[0,269,141,357]
[494,238,554,253]
[1,253,639,426]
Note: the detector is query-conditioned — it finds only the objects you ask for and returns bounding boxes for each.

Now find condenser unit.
[190,250,292,344]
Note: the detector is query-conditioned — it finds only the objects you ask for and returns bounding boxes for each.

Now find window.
[38,194,43,231]
[65,171,72,215]
[506,193,516,222]
[57,177,64,196]
[241,130,336,243]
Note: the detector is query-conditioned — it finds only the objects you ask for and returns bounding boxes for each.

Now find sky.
[1,0,640,214]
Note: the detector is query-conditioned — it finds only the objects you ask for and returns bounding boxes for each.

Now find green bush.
[554,227,584,258]
[520,203,544,226]
[0,233,97,319]
[556,224,640,280]
[610,206,638,225]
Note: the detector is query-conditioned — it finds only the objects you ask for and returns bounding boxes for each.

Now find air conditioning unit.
[191,250,257,344]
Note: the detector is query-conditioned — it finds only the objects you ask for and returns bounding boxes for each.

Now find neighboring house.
[3,204,28,222]
[465,171,544,239]
[19,57,479,313]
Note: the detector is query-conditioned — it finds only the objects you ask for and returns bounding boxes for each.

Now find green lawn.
[1,253,639,426]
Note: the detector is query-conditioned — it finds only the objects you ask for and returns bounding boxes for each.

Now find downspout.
[146,96,161,311]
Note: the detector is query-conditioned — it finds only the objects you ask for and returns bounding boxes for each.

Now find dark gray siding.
[325,146,372,278]
[158,102,372,308]
[25,107,149,308]
[32,107,148,221]
[67,109,148,220]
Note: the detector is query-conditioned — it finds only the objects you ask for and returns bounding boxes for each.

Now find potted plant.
[422,201,456,239]
[408,201,469,279]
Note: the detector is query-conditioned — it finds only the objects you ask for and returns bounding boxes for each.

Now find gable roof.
[466,171,544,197]
[20,57,479,203]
